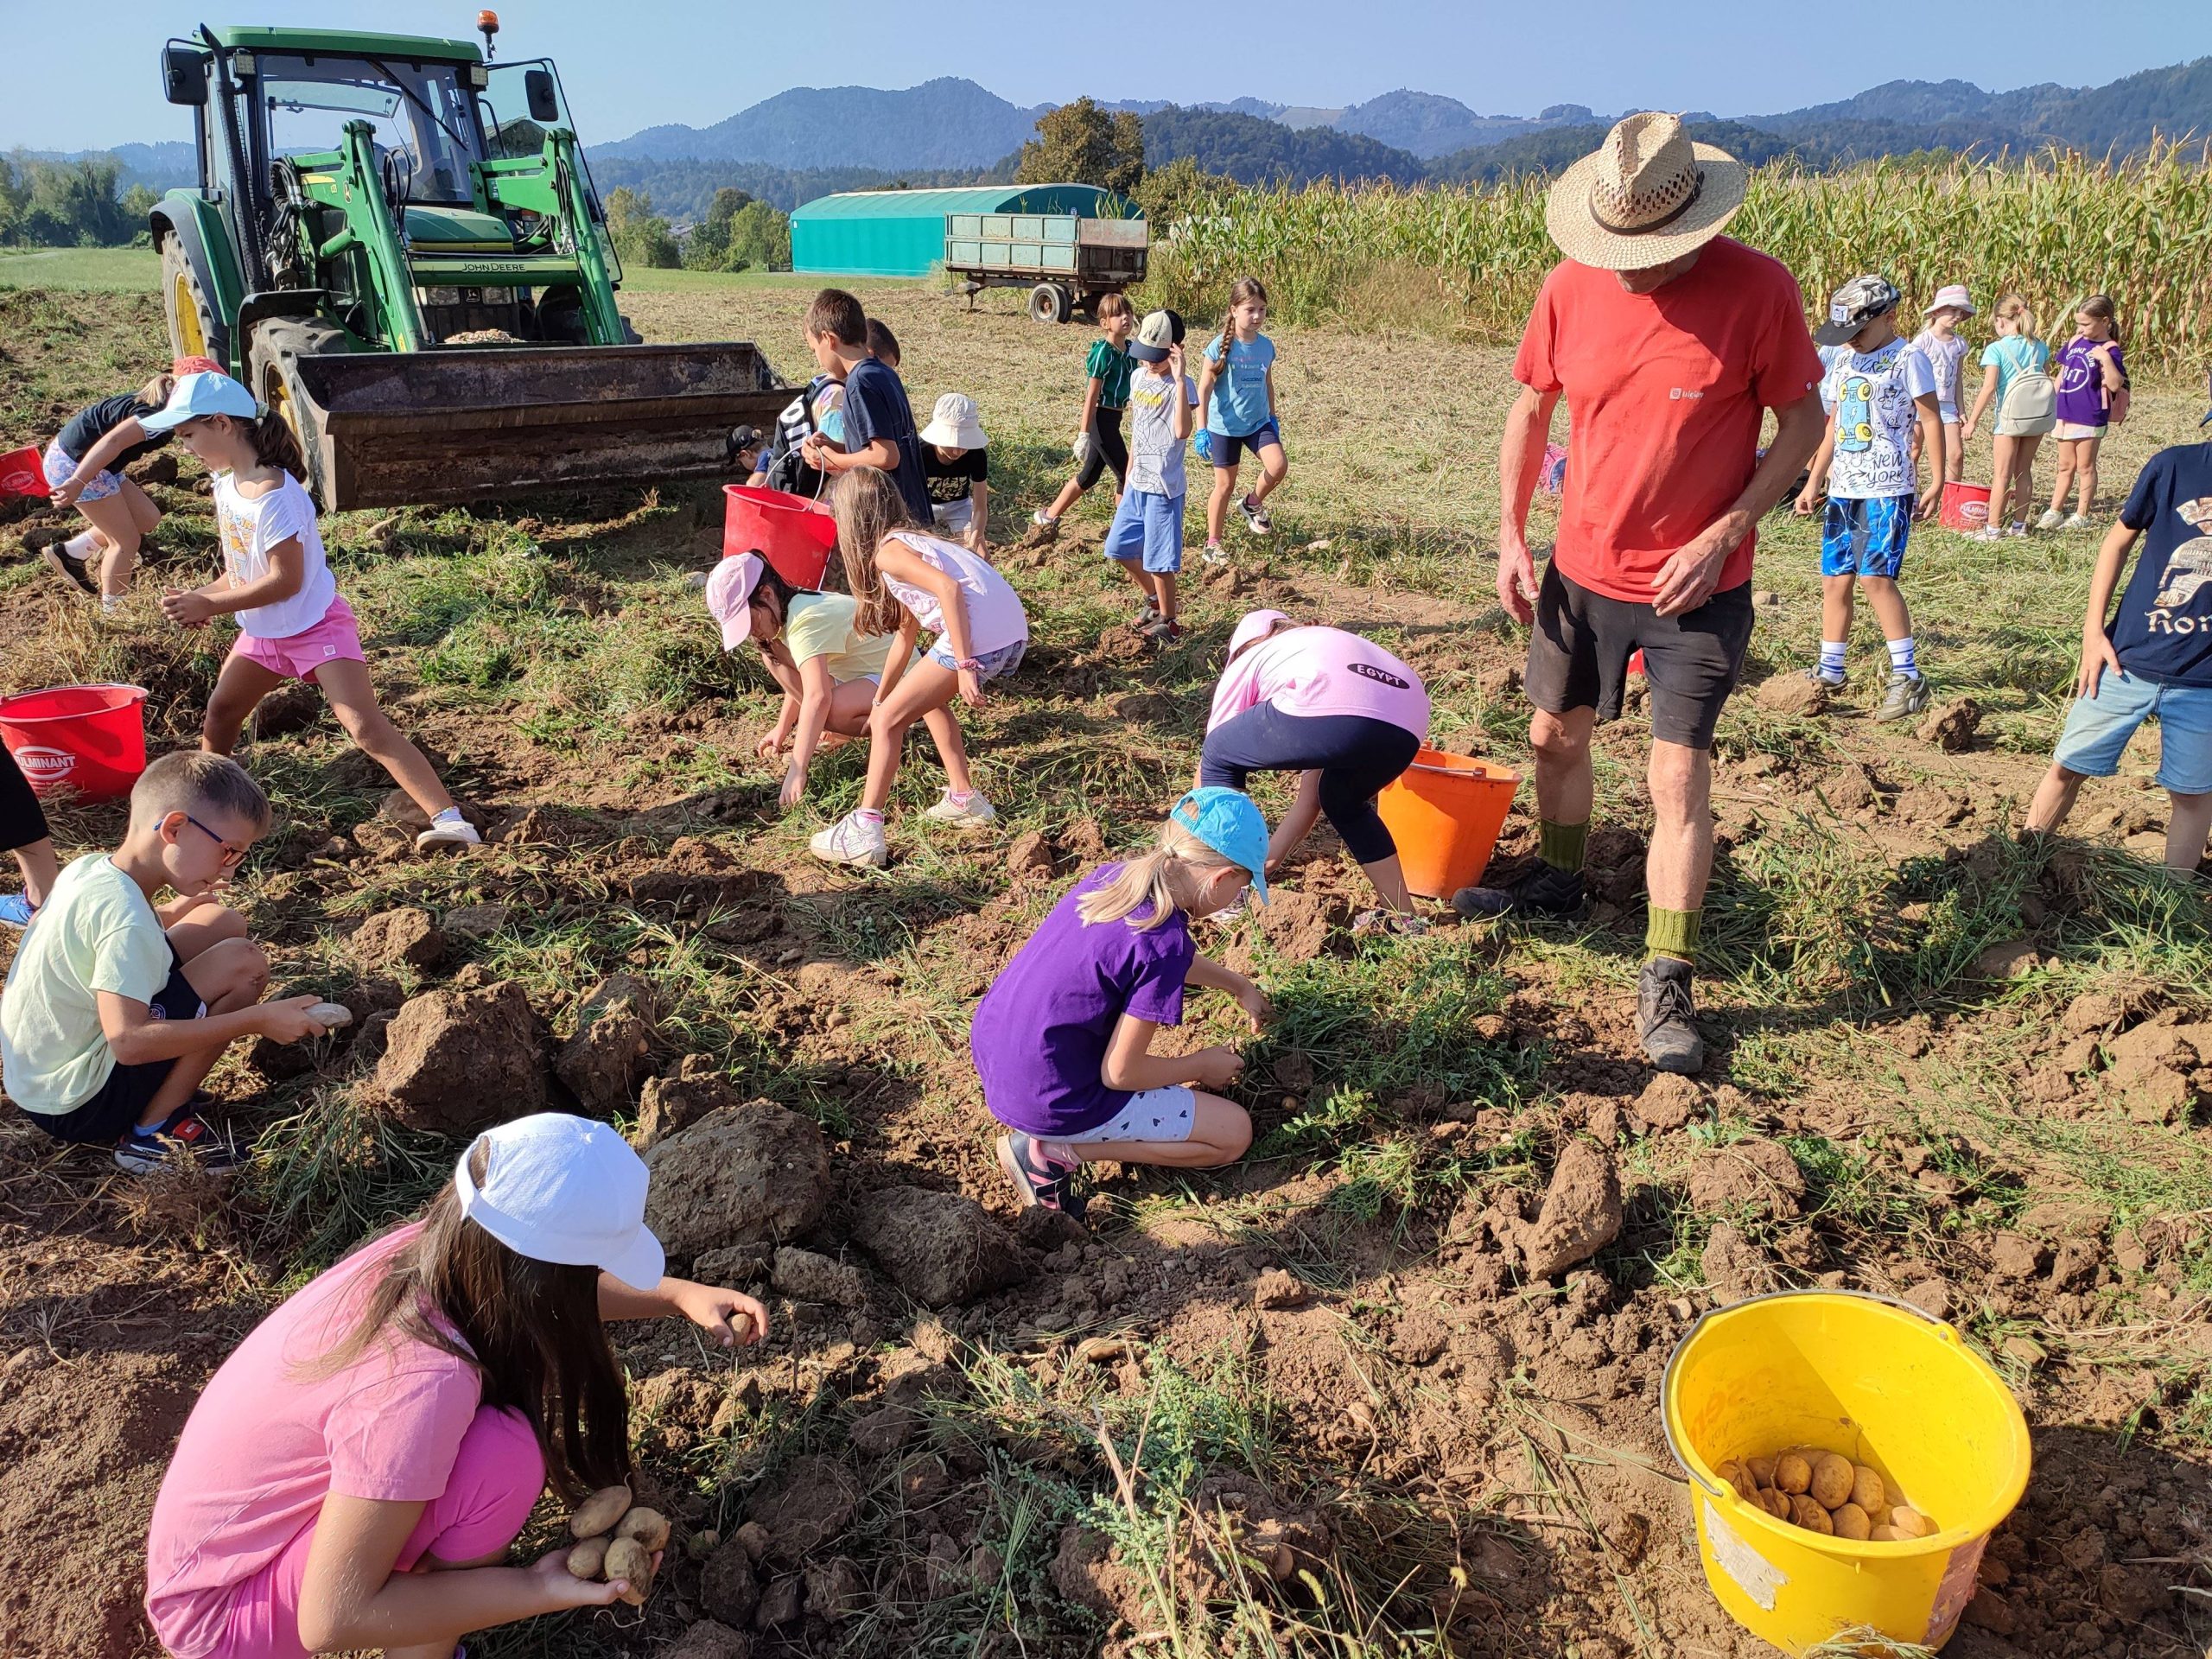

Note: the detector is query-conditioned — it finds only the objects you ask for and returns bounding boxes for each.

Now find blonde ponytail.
[1076,820,1242,931]
[1993,291,2037,342]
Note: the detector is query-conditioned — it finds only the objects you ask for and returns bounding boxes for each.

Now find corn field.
[1147,143,2212,374]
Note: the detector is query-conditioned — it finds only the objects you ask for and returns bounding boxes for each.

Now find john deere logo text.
[1348,663,1410,690]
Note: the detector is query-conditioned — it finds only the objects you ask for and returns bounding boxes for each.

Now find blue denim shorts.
[2052,671,2212,796]
[1103,489,1184,574]
[1821,495,1911,579]
[926,636,1027,681]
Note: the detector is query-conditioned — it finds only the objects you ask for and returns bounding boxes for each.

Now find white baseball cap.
[454,1114,665,1289]
[704,551,769,649]
[1227,609,1290,662]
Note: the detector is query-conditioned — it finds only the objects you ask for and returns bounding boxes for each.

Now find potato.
[1759,1486,1792,1519]
[1850,1464,1885,1513]
[1809,1452,1854,1510]
[1831,1502,1872,1541]
[1891,1504,1937,1539]
[1869,1522,1905,1541]
[1746,1456,1778,1486]
[1774,1452,1812,1495]
[603,1536,654,1605]
[566,1535,610,1580]
[615,1505,671,1552]
[1789,1494,1834,1535]
[569,1483,632,1539]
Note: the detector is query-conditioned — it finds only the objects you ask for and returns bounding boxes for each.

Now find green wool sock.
[1538,819,1589,874]
[1646,906,1702,963]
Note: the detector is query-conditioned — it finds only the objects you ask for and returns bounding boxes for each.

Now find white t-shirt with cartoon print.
[1818,339,1937,500]
[213,470,337,640]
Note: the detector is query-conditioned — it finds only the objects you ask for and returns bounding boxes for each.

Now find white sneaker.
[2006,522,2028,537]
[1201,541,1230,565]
[415,810,481,851]
[1968,525,2005,542]
[1030,509,1055,528]
[1239,495,1272,535]
[921,791,997,829]
[2037,508,2065,531]
[2062,512,2090,531]
[810,810,888,867]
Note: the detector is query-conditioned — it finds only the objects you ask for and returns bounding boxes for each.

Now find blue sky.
[6,0,2209,153]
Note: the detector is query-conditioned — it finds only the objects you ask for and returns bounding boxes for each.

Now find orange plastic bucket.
[1375,747,1520,899]
[723,484,837,591]
[0,684,150,801]
[0,445,50,499]
[1939,480,1991,531]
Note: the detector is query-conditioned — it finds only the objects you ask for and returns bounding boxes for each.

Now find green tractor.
[152,18,785,509]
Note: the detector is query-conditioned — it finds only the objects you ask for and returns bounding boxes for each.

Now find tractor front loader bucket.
[283,342,790,510]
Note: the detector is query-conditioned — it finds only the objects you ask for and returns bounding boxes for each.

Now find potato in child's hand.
[566,1535,610,1579]
[615,1507,671,1552]
[603,1537,654,1605]
[569,1484,632,1539]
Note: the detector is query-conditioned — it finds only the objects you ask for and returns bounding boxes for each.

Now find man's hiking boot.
[1872,672,1930,724]
[1452,863,1585,921]
[1637,957,1705,1075]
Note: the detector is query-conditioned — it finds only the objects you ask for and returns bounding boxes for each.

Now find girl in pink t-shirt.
[1200,610,1431,931]
[145,1116,768,1659]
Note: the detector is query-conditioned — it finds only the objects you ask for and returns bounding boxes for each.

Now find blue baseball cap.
[139,370,258,432]
[1169,786,1269,904]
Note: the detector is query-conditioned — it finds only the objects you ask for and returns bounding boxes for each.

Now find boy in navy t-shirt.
[797,289,931,524]
[2024,413,2212,870]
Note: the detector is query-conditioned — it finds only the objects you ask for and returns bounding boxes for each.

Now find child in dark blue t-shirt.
[797,289,931,524]
[2024,423,2212,869]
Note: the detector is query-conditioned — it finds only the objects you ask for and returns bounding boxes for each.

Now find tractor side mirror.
[162,44,208,106]
[524,69,558,124]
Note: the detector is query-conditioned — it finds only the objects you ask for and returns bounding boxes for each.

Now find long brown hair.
[308,1142,631,1499]
[2077,292,2121,346]
[209,409,309,484]
[832,467,917,638]
[1213,276,1268,376]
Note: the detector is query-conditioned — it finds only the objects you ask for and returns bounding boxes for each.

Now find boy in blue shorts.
[1795,275,1945,722]
[1105,309,1197,644]
[2024,404,2212,871]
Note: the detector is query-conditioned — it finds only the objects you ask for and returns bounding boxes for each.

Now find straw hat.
[1544,111,1749,271]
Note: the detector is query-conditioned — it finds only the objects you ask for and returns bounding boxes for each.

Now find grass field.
[1,269,2209,1659]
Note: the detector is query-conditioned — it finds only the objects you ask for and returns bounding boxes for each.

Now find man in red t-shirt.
[1459,113,1826,1074]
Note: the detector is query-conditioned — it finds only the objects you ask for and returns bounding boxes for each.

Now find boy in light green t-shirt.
[0,751,333,1172]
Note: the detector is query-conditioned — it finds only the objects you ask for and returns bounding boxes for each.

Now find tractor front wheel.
[248,320,346,509]
[160,234,227,367]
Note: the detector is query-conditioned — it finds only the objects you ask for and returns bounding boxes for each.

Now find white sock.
[65,531,100,560]
[1888,636,1919,679]
[1817,641,1847,683]
[430,806,465,823]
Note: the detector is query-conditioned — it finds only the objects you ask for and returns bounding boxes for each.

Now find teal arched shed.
[791,185,1139,279]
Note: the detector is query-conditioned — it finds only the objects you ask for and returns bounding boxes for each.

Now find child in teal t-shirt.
[1026,294,1136,544]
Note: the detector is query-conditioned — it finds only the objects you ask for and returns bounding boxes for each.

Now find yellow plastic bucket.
[1662,1291,2031,1654]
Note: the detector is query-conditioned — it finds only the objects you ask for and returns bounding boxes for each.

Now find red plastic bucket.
[1940,480,1992,531]
[722,484,837,591]
[0,445,51,499]
[1375,748,1522,899]
[0,684,150,801]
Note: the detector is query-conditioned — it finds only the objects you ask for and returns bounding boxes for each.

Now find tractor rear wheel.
[161,234,228,367]
[248,319,347,509]
[1028,283,1072,325]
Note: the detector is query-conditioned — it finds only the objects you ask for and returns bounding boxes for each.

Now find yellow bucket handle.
[1660,1287,1958,1499]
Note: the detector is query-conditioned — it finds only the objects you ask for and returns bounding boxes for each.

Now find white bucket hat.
[1923,283,1976,317]
[454,1114,665,1289]
[918,391,987,450]
[1544,111,1750,271]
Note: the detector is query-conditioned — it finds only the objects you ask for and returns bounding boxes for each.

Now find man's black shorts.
[1523,564,1754,751]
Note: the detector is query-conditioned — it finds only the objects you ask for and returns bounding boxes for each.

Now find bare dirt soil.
[2,282,2209,1659]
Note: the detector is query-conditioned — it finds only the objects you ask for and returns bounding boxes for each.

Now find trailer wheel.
[1028,283,1072,325]
[160,233,227,367]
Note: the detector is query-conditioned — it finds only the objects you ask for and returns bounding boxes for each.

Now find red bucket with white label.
[1939,480,1991,531]
[0,684,150,801]
[0,445,51,499]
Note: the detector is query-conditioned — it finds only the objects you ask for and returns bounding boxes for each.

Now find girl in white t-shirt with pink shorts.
[144,372,478,850]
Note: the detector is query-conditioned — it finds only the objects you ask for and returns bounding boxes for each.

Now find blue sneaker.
[996,1131,1086,1223]
[114,1110,242,1174]
[0,893,33,930]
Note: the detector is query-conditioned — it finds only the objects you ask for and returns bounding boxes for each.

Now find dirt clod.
[371,980,547,1135]
[643,1100,834,1260]
[745,1455,859,1561]
[1753,672,1827,715]
[771,1246,867,1307]
[849,1186,1031,1307]
[1686,1138,1806,1220]
[802,1555,868,1621]
[1252,1267,1311,1309]
[554,974,657,1115]
[664,1619,753,1659]
[635,1054,742,1149]
[1517,1141,1623,1281]
[1006,830,1054,879]
[1916,695,1982,750]
[1700,1221,1773,1302]
[1635,1072,1704,1132]
[351,906,446,973]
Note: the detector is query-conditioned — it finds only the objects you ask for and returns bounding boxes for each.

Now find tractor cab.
[150,21,782,510]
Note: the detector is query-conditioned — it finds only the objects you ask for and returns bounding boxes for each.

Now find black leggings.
[1200,707,1420,865]
[0,744,49,853]
[1075,406,1129,492]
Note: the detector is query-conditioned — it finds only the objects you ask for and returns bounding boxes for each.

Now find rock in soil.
[1517,1141,1623,1281]
[1685,1137,1806,1221]
[664,1620,752,1659]
[700,1535,761,1629]
[643,1100,834,1260]
[371,980,547,1135]
[554,973,657,1115]
[1916,695,1982,751]
[849,1186,1031,1307]
[1753,671,1827,715]
[1635,1071,1704,1132]
[635,1054,742,1150]
[442,902,512,944]
[745,1455,860,1561]
[350,906,446,973]
[771,1245,867,1308]
[802,1556,868,1621]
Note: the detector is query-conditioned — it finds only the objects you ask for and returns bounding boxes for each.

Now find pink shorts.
[164,1406,544,1659]
[231,595,365,682]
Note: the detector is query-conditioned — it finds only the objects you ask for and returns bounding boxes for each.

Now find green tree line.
[0,154,158,247]
[605,185,791,272]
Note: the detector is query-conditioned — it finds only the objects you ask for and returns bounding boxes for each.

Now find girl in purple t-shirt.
[2041,294,2127,531]
[971,788,1271,1219]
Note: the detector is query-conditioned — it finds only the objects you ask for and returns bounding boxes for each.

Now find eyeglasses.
[182,813,248,868]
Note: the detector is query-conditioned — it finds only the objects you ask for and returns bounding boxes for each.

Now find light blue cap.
[139,370,258,432]
[1169,786,1269,904]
